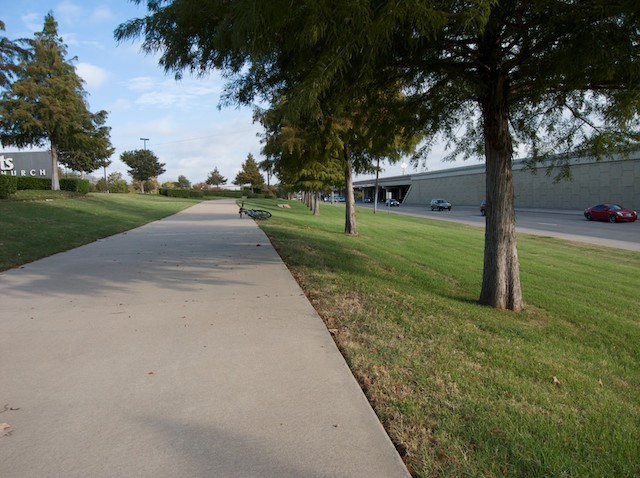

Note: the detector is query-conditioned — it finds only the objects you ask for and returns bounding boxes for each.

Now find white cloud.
[76,63,109,88]
[127,78,221,110]
[109,98,132,111]
[55,1,82,24]
[21,12,42,33]
[126,76,155,91]
[90,5,115,23]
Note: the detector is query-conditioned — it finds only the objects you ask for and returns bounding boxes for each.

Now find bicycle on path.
[238,201,272,220]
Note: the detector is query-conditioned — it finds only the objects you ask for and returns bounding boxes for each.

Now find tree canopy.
[233,153,264,191]
[58,109,114,174]
[0,20,29,89]
[206,166,227,187]
[0,13,113,190]
[175,174,191,189]
[120,149,166,193]
[116,1,640,310]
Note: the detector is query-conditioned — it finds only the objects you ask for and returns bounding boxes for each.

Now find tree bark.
[312,190,320,215]
[374,158,380,214]
[479,76,523,311]
[50,142,60,191]
[343,143,357,235]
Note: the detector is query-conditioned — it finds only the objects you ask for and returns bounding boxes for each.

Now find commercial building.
[354,152,640,210]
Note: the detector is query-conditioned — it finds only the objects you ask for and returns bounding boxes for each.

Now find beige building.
[354,152,640,210]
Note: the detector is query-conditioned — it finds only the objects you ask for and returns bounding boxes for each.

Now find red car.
[584,203,637,223]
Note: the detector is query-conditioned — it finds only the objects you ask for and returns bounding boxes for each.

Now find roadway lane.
[358,203,640,251]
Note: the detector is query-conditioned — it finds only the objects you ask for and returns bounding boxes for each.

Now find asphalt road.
[359,203,640,251]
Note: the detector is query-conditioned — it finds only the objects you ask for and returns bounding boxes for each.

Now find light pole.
[401,162,407,175]
[140,137,149,150]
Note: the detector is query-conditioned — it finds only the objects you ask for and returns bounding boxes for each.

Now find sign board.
[0,151,51,178]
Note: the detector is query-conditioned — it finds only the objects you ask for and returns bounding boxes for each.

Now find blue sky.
[1,0,472,185]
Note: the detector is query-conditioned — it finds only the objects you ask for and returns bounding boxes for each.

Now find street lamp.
[401,162,407,175]
[140,137,149,150]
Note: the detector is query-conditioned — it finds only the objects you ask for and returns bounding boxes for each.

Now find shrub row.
[201,189,276,199]
[159,188,276,199]
[16,177,51,190]
[59,178,90,193]
[2,176,90,194]
[0,175,18,199]
[159,188,205,198]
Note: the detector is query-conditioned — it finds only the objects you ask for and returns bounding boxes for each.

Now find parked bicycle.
[238,202,272,220]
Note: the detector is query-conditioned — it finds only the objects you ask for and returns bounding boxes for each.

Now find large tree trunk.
[50,142,60,191]
[479,77,523,311]
[343,143,357,235]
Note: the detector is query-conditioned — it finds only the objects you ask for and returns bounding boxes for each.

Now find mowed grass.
[0,192,201,271]
[2,193,638,476]
[247,199,640,478]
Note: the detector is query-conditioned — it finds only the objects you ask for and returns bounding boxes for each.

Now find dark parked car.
[430,198,452,211]
[480,200,486,216]
[385,198,400,207]
[584,203,637,223]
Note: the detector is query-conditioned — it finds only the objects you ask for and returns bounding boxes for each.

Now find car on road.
[583,203,637,223]
[385,198,400,207]
[480,200,486,216]
[430,198,452,211]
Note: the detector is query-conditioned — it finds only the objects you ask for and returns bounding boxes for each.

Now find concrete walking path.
[0,200,410,478]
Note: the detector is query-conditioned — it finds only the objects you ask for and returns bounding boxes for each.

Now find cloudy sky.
[2,0,479,185]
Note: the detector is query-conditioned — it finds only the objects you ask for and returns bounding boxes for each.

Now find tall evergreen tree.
[233,153,264,191]
[0,13,112,190]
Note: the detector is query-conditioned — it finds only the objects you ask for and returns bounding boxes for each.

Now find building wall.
[402,154,640,210]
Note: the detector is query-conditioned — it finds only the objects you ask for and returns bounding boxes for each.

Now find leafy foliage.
[233,153,264,190]
[58,109,114,173]
[120,149,166,193]
[116,1,640,309]
[0,13,113,189]
[175,174,191,189]
[0,174,17,198]
[0,19,30,89]
[205,166,227,187]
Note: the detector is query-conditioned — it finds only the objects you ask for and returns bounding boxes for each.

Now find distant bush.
[59,178,90,194]
[159,188,204,198]
[201,189,275,199]
[16,177,51,190]
[202,189,245,198]
[0,175,18,198]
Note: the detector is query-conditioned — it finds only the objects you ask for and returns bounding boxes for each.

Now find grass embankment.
[0,192,201,271]
[2,194,638,476]
[246,199,639,478]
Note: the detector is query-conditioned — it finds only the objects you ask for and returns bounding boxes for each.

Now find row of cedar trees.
[115,1,640,311]
[0,15,168,193]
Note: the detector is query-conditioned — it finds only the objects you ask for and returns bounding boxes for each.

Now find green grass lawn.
[248,199,639,478]
[2,193,638,477]
[0,192,201,271]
